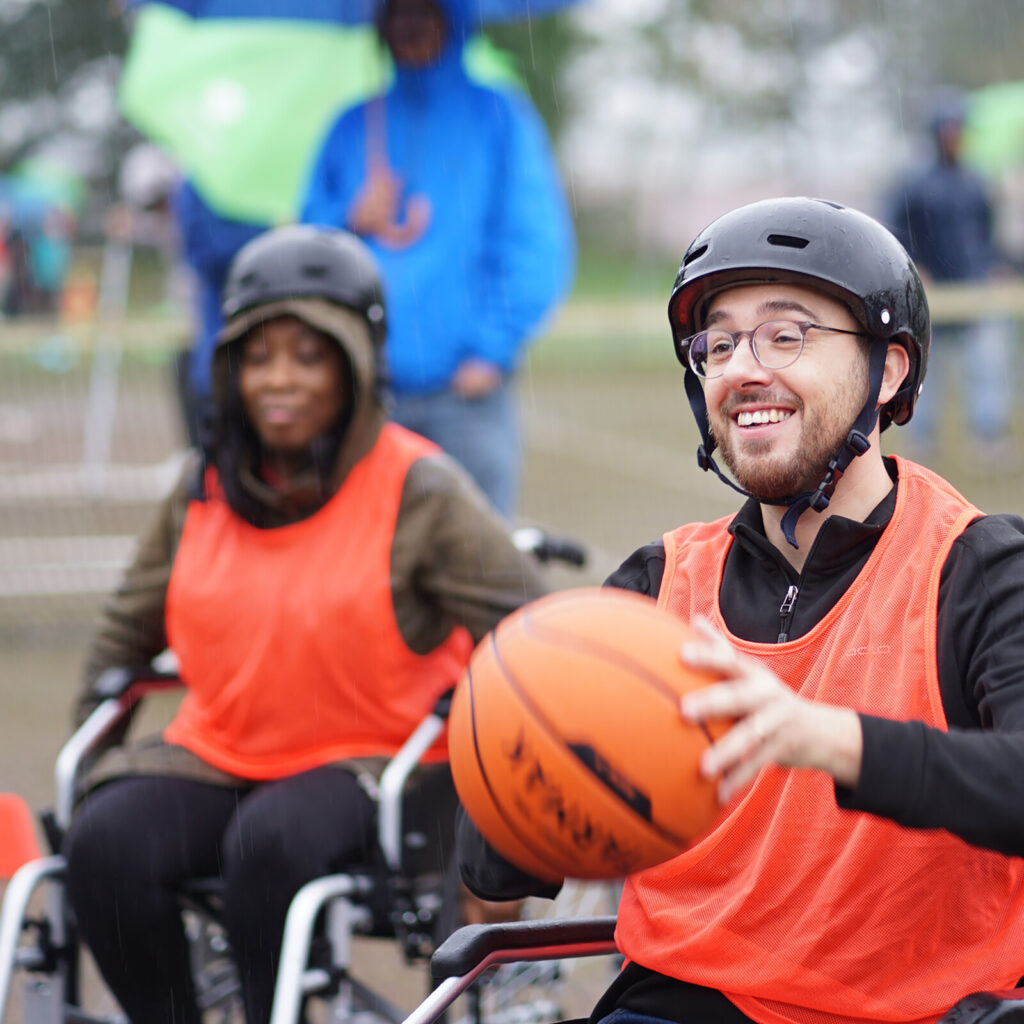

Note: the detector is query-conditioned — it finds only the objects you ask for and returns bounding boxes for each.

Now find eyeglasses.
[679,320,869,379]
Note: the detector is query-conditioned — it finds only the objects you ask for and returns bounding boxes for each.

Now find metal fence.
[3,256,1024,644]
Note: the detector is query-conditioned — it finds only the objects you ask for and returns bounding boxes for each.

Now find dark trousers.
[64,769,375,1024]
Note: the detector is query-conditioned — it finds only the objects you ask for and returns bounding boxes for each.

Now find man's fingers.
[700,707,775,774]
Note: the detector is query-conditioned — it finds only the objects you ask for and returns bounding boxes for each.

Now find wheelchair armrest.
[55,667,184,831]
[377,691,453,872]
[511,526,588,568]
[430,915,618,983]
[90,664,181,702]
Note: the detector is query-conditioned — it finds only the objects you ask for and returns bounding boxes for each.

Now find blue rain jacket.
[300,3,575,394]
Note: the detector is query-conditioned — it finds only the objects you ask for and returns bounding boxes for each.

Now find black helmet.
[222,224,387,347]
[669,196,929,430]
[668,197,930,548]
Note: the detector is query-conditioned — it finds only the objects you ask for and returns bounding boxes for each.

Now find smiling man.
[458,197,1024,1024]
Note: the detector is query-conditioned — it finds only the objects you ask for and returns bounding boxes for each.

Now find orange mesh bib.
[164,424,472,779]
[616,458,1024,1024]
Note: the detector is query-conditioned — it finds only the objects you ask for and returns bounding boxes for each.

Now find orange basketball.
[448,587,731,883]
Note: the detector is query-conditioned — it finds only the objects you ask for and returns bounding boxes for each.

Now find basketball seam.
[522,595,692,707]
[492,622,689,849]
[465,636,574,876]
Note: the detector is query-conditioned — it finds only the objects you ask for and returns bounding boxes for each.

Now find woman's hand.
[679,615,864,803]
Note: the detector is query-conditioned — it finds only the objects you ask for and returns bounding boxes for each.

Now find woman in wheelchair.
[63,224,549,1024]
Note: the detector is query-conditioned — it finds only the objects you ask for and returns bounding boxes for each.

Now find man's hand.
[679,616,864,803]
[452,358,503,398]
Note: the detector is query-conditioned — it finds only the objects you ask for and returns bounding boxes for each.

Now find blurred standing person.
[301,0,576,518]
[29,207,76,315]
[173,179,267,447]
[885,89,1015,463]
[0,210,14,315]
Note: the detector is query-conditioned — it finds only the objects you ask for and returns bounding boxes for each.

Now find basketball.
[448,587,731,882]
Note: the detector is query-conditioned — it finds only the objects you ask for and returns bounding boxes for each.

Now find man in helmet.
[64,224,549,1024]
[300,0,575,518]
[458,197,1024,1023]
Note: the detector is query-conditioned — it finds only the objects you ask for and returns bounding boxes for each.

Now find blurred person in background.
[63,224,548,1024]
[0,208,13,315]
[885,88,1017,464]
[173,178,267,447]
[117,142,185,292]
[301,0,575,519]
[0,168,77,318]
[29,207,75,315]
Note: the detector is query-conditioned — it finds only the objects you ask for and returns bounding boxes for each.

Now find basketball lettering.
[449,587,731,881]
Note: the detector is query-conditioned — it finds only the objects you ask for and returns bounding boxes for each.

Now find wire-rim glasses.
[680,320,869,379]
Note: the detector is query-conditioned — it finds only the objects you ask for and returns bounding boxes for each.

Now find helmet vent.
[766,233,809,249]
[302,264,329,279]
[682,244,708,267]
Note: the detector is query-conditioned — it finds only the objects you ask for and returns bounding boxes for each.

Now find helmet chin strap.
[685,343,888,549]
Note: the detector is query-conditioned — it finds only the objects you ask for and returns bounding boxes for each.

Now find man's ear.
[879,340,912,406]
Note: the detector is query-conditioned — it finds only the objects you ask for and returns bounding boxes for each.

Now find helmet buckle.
[845,430,871,457]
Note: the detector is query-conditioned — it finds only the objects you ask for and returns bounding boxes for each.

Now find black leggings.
[64,769,375,1024]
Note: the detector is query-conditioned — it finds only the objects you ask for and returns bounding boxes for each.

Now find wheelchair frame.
[401,917,1024,1024]
[0,666,460,1024]
[0,524,593,1024]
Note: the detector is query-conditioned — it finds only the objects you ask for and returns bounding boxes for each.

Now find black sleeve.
[603,542,665,596]
[838,514,1024,857]
[456,806,562,902]
[456,542,666,901]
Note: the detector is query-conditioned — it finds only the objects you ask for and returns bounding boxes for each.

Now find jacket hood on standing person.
[300,0,575,395]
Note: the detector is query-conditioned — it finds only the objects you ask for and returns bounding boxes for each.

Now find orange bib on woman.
[615,458,1024,1024]
[163,423,472,779]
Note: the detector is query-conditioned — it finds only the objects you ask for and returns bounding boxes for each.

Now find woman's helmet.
[222,224,387,348]
[205,226,390,519]
[667,197,930,545]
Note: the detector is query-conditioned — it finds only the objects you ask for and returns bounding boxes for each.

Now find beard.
[708,358,870,503]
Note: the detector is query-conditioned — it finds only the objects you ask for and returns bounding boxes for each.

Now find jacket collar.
[728,458,898,581]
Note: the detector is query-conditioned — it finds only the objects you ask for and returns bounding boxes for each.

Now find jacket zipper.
[777,584,799,643]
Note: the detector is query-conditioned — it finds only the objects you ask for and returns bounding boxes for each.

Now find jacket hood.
[378,0,474,37]
[210,297,386,521]
[433,0,472,35]
[382,0,472,79]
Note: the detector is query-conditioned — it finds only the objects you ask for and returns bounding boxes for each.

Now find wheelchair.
[0,663,470,1024]
[0,527,598,1024]
[410,917,1024,1024]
